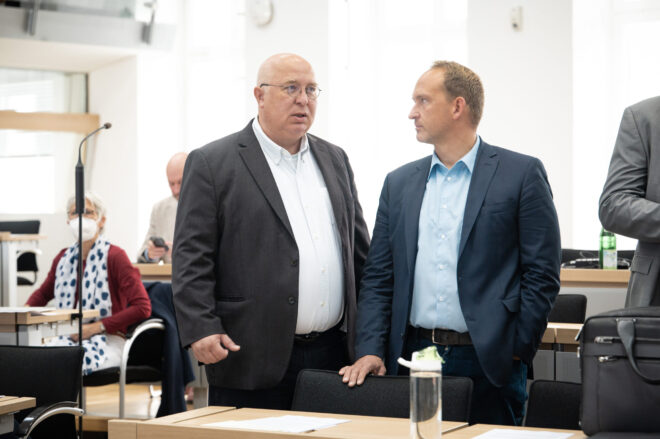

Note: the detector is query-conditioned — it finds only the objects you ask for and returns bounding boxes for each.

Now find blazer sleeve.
[172,149,225,348]
[514,158,561,363]
[599,106,660,242]
[355,176,394,360]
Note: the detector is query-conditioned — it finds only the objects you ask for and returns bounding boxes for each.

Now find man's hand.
[147,240,167,260]
[191,334,240,365]
[338,355,386,387]
[70,321,103,342]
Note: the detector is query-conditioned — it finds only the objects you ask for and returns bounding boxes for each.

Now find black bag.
[579,307,660,435]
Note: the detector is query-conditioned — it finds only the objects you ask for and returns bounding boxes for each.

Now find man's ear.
[452,96,467,121]
[254,86,265,105]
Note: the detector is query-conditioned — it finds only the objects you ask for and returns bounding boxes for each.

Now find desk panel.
[444,423,586,438]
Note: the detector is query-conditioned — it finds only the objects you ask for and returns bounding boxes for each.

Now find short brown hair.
[431,61,484,127]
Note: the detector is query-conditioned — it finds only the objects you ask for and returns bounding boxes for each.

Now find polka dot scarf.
[47,238,113,375]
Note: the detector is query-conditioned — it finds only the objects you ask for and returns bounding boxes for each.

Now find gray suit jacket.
[172,121,370,389]
[137,196,177,263]
[599,96,660,307]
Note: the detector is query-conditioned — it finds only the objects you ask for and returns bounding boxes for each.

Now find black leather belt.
[415,327,472,346]
[294,325,342,345]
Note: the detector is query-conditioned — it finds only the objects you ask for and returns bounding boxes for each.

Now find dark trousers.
[404,330,528,426]
[208,327,347,410]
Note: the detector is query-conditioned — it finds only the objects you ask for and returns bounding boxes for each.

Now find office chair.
[291,369,473,422]
[0,345,84,439]
[0,220,40,285]
[524,380,581,430]
[548,294,588,324]
[83,317,165,418]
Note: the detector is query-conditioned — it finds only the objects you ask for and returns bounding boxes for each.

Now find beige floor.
[82,384,163,432]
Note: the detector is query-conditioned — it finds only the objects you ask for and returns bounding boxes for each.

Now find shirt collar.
[428,135,481,180]
[252,117,309,165]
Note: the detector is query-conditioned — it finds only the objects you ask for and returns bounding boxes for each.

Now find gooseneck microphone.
[75,123,112,214]
[74,122,110,439]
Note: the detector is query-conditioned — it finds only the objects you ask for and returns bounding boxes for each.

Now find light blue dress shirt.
[410,137,480,332]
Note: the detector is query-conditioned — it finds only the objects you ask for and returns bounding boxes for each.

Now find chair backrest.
[524,380,581,430]
[548,294,587,323]
[291,369,473,422]
[0,220,40,280]
[0,345,83,437]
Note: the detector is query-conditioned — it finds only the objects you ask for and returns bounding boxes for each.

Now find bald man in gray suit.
[599,96,660,307]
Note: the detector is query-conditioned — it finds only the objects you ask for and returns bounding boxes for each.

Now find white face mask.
[68,217,99,242]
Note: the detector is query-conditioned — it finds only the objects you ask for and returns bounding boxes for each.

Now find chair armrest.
[17,401,84,438]
[121,318,166,375]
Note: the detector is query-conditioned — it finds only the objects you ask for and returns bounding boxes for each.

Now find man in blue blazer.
[340,61,561,425]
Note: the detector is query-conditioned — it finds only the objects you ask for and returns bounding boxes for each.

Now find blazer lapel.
[237,122,294,239]
[459,142,499,257]
[310,139,348,244]
[404,156,432,274]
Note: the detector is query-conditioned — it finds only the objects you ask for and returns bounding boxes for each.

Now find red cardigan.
[27,245,151,335]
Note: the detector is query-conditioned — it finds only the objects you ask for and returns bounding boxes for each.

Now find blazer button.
[288,296,296,305]
[291,259,299,267]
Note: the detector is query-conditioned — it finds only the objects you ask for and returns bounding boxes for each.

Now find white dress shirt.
[252,119,344,334]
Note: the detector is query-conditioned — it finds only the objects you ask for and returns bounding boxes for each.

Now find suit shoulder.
[308,133,347,156]
[195,131,243,158]
[388,156,431,180]
[487,143,540,167]
[627,96,660,119]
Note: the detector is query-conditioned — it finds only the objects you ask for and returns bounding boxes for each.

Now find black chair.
[291,369,473,422]
[0,220,40,285]
[83,318,165,418]
[0,345,84,439]
[524,380,581,430]
[548,294,587,324]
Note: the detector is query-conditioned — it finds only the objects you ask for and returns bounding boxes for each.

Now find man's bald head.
[166,152,188,200]
[256,53,314,86]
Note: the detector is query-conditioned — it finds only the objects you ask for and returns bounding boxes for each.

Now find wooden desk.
[134,263,171,281]
[543,322,582,346]
[560,268,629,288]
[109,406,468,439]
[135,265,631,289]
[0,396,36,434]
[0,307,100,346]
[444,423,586,438]
[0,233,46,307]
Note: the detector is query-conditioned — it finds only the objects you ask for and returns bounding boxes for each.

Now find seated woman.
[26,192,151,375]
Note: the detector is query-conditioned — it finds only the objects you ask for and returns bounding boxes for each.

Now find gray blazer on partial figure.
[599,96,660,307]
[172,121,370,390]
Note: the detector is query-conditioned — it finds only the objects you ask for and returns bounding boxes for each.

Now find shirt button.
[447,177,452,181]
[320,301,325,307]
[439,297,445,302]
[291,259,299,267]
[321,267,326,273]
[442,204,447,209]
[288,296,296,305]
[441,234,446,240]
[439,264,445,270]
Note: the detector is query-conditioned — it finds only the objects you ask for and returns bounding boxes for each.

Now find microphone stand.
[75,122,111,439]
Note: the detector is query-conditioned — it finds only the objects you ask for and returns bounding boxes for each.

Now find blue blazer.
[355,140,561,387]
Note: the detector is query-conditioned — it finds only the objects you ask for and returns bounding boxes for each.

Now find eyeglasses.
[67,209,97,218]
[259,83,322,100]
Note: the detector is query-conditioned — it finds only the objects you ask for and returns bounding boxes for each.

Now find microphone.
[75,123,111,214]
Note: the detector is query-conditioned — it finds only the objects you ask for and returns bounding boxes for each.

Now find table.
[108,406,468,439]
[134,263,172,281]
[536,322,583,383]
[445,423,586,438]
[0,232,45,307]
[0,396,36,434]
[0,307,100,346]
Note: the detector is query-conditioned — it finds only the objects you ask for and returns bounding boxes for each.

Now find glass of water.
[410,368,442,438]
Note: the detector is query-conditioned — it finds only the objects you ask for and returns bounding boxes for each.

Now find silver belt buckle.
[432,328,440,345]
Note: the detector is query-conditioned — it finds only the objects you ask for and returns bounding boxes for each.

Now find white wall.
[468,0,574,247]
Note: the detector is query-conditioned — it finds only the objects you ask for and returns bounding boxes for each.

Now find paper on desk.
[0,307,55,315]
[204,415,350,433]
[473,429,573,439]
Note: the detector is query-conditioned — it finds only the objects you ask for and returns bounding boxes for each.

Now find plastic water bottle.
[399,346,443,438]
[599,228,617,270]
